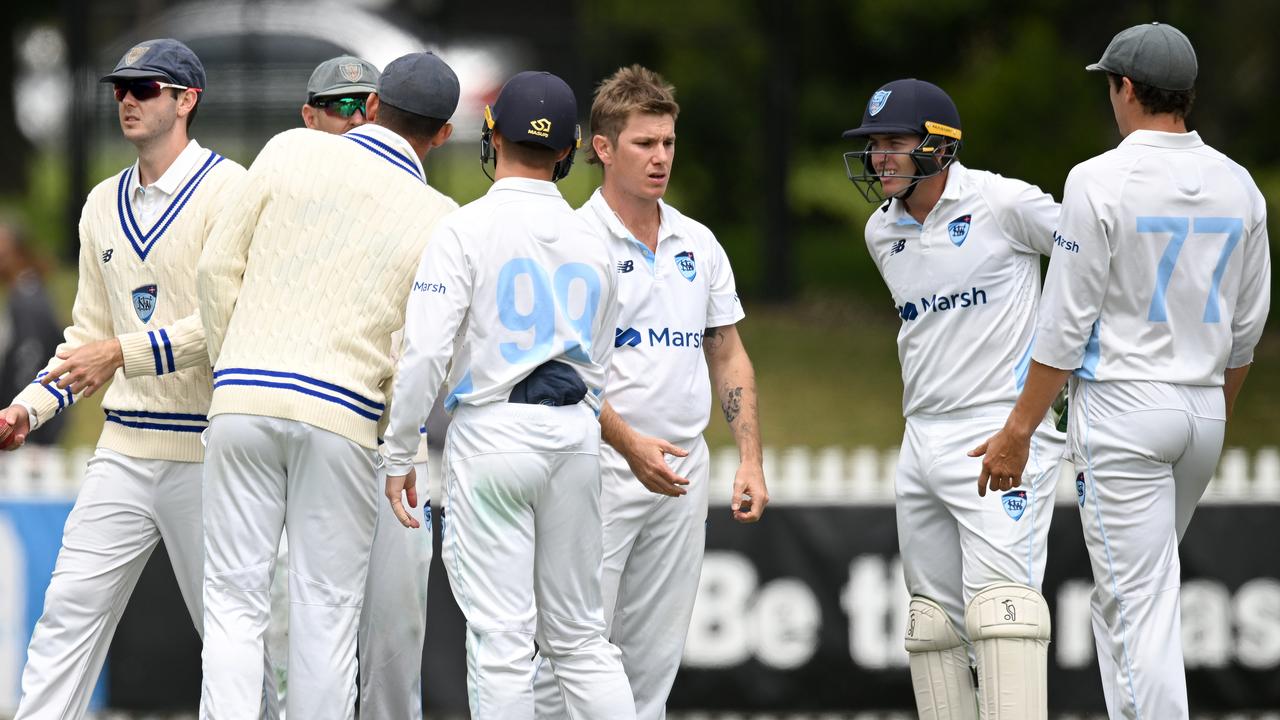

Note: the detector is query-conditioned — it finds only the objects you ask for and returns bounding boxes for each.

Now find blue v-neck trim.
[117,150,224,262]
[344,132,424,184]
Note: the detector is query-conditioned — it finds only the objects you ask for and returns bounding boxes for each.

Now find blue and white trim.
[103,408,208,433]
[148,329,178,375]
[213,368,385,421]
[31,372,73,415]
[117,151,225,262]
[343,131,424,184]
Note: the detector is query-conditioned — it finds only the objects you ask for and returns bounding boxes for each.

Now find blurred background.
[0,0,1277,717]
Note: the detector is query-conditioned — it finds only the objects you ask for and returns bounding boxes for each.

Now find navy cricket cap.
[101,38,205,90]
[842,78,962,142]
[489,71,579,151]
[377,52,459,120]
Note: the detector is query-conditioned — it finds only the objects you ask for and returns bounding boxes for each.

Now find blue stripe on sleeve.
[148,331,164,375]
[159,328,176,374]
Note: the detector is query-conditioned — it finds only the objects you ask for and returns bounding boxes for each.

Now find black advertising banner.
[105,503,1280,712]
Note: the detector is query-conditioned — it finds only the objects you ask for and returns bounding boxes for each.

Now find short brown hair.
[587,65,679,165]
[1107,72,1195,119]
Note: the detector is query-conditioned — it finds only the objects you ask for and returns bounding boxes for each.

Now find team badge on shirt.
[674,250,696,281]
[947,214,972,246]
[1076,472,1086,506]
[132,284,157,323]
[1001,489,1027,521]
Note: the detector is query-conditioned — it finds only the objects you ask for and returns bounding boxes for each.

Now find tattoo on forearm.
[721,386,743,424]
[703,326,725,354]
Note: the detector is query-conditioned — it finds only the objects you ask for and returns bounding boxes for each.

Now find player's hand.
[0,405,31,451]
[969,427,1030,497]
[385,467,420,529]
[41,339,124,398]
[731,462,768,522]
[621,433,690,497]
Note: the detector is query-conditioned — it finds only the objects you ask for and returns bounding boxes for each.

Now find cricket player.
[289,54,436,720]
[196,51,458,719]
[842,78,1066,719]
[974,23,1270,719]
[531,64,768,720]
[0,39,274,719]
[381,70,635,720]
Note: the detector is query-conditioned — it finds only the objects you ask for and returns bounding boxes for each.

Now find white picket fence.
[1,445,1277,505]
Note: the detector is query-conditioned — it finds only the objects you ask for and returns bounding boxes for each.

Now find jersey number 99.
[497,258,601,364]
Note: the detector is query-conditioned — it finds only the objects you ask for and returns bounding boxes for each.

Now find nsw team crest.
[1002,490,1027,521]
[132,285,157,323]
[868,90,892,116]
[123,45,150,66]
[1076,472,1086,507]
[674,250,696,281]
[947,215,972,246]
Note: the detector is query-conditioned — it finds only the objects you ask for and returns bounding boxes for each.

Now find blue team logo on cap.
[132,285,157,323]
[1076,472,1086,507]
[1002,490,1028,521]
[674,251,696,281]
[947,214,972,246]
[868,90,892,116]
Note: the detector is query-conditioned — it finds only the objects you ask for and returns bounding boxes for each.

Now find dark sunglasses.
[312,95,369,119]
[113,80,200,102]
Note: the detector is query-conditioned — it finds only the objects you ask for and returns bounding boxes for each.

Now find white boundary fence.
[1,445,1277,505]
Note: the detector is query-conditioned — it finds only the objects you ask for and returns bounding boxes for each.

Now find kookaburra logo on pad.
[528,118,551,138]
[339,63,363,82]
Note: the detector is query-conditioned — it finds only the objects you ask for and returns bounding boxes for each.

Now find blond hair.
[588,65,679,165]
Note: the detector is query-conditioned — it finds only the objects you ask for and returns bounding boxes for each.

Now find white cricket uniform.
[196,125,455,720]
[866,162,1066,640]
[532,189,744,720]
[1034,130,1271,720]
[9,142,277,719]
[382,177,634,720]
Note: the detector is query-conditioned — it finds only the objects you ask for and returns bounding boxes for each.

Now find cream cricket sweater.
[15,141,244,462]
[197,125,457,449]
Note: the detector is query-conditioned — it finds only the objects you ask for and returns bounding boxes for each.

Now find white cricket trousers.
[443,402,634,720]
[1071,379,1225,720]
[200,414,380,720]
[534,437,709,720]
[357,463,431,720]
[14,450,204,720]
[896,404,1064,636]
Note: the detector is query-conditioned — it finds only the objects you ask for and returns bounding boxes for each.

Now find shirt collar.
[884,160,967,226]
[346,124,426,180]
[489,176,563,197]
[585,187,681,243]
[128,139,205,197]
[1120,129,1204,149]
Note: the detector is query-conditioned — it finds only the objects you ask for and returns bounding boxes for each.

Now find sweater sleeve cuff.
[119,330,167,378]
[15,383,65,431]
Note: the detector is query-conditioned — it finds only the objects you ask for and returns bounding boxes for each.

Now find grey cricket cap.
[1086,22,1197,91]
[307,56,379,102]
[376,51,460,121]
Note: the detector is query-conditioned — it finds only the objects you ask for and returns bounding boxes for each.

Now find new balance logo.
[102,249,113,263]
[617,260,635,273]
[615,327,642,347]
[889,239,907,256]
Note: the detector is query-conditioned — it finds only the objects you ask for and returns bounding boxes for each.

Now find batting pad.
[964,582,1051,720]
[905,595,978,720]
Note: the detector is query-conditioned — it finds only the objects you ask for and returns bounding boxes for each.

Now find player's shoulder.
[863,198,896,238]
[1063,149,1128,196]
[660,199,722,249]
[1196,142,1266,205]
[85,167,128,205]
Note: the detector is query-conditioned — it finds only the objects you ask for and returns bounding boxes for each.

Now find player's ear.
[592,134,612,166]
[301,104,317,130]
[430,122,453,148]
[365,93,381,123]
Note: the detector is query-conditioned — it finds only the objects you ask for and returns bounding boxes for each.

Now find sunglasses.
[113,80,200,102]
[312,96,369,119]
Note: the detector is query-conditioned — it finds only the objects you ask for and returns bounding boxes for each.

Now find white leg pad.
[964,583,1051,720]
[905,596,978,720]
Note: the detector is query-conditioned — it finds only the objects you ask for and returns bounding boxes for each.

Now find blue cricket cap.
[842,78,962,142]
[489,71,579,151]
[101,38,206,90]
